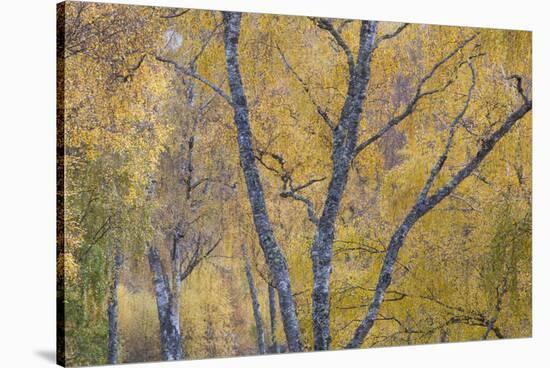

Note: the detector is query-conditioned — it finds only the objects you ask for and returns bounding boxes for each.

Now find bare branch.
[180,236,222,281]
[189,22,223,67]
[354,34,478,158]
[447,193,482,213]
[280,190,319,225]
[275,43,335,129]
[314,18,356,76]
[337,19,355,33]
[506,74,529,104]
[418,62,477,201]
[292,177,327,192]
[160,8,190,19]
[375,23,408,47]
[425,96,531,209]
[255,147,325,225]
[254,149,285,176]
[482,276,509,340]
[155,55,233,105]
[333,239,385,255]
[113,54,147,82]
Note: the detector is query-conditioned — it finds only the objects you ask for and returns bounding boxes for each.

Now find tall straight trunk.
[242,244,266,354]
[268,284,280,353]
[222,11,303,352]
[148,245,184,360]
[107,244,123,364]
[311,20,378,351]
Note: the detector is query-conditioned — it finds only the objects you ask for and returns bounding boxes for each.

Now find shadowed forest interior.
[57,1,532,366]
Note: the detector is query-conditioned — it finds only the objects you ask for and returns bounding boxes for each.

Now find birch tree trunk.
[222,11,303,352]
[242,244,266,354]
[272,26,479,350]
[148,245,184,360]
[311,20,378,351]
[107,244,122,364]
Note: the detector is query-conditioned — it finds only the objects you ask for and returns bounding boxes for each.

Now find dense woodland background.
[57,1,532,366]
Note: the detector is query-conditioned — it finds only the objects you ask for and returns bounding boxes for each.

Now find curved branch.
[280,191,319,225]
[375,23,408,47]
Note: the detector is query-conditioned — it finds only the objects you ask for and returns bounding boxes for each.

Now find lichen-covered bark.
[242,244,266,354]
[222,11,303,352]
[311,20,378,351]
[148,245,184,360]
[346,99,532,349]
[107,244,122,364]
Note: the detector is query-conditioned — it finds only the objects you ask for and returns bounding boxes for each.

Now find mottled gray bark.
[163,12,503,352]
[107,244,122,364]
[346,94,531,348]
[148,245,184,360]
[268,284,280,353]
[222,11,303,352]
[242,244,266,354]
[147,195,220,360]
[311,20,378,351]
[273,30,477,350]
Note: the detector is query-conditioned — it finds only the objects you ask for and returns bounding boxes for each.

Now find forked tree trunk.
[311,20,378,351]
[107,244,123,364]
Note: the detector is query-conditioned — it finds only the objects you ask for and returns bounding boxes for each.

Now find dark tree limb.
[506,74,529,104]
[314,18,356,77]
[281,176,326,226]
[375,23,408,47]
[189,22,223,67]
[114,54,147,82]
[482,276,509,340]
[349,288,507,344]
[255,147,325,226]
[280,190,319,225]
[346,73,531,349]
[424,100,531,210]
[418,62,476,201]
[180,236,222,281]
[160,8,190,19]
[354,34,478,158]
[293,177,327,192]
[275,43,335,129]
